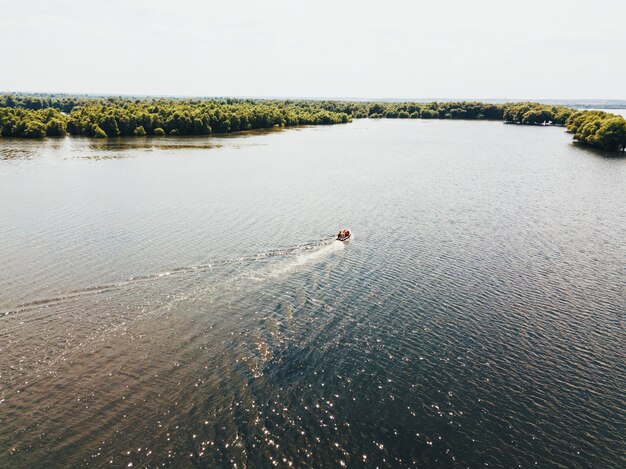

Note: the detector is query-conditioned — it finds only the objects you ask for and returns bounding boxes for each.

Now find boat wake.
[1,235,349,317]
[296,239,345,266]
[259,239,346,279]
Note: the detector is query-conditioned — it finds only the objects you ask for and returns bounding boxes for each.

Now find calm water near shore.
[0,119,624,468]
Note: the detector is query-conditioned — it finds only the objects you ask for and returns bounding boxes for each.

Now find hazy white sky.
[3,0,625,99]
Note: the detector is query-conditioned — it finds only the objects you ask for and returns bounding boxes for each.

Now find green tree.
[92,124,108,138]
[100,115,120,137]
[133,125,147,136]
[45,118,67,136]
[22,121,46,138]
[593,117,626,151]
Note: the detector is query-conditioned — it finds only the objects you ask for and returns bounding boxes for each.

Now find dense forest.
[0,96,350,139]
[562,110,626,152]
[1,94,624,152]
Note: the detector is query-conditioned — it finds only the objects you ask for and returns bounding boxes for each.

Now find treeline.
[501,103,626,151]
[503,102,574,125]
[564,110,626,152]
[0,94,82,113]
[1,95,624,151]
[0,107,68,138]
[0,96,350,138]
[280,100,505,120]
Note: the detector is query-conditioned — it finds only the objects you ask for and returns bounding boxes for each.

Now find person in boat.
[337,229,350,239]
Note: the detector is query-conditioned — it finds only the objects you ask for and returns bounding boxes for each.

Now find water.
[0,120,624,468]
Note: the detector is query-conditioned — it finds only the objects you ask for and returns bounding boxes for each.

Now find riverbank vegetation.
[1,94,624,152]
[0,96,350,139]
[563,110,626,152]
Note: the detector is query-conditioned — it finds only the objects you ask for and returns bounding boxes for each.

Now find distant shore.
[1,95,625,152]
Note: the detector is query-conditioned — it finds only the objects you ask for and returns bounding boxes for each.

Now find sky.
[3,0,625,99]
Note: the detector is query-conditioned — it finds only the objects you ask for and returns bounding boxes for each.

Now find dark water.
[0,120,624,468]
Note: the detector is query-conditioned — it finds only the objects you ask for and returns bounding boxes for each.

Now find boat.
[336,229,351,241]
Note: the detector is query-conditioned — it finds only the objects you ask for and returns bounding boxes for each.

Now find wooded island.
[1,95,624,152]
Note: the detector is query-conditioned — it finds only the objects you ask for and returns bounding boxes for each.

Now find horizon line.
[2,91,626,106]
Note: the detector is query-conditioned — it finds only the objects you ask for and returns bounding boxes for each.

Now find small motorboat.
[336,229,351,241]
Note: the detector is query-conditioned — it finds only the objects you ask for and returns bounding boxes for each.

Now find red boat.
[336,229,351,241]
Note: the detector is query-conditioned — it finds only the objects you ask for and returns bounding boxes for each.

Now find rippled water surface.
[0,120,624,468]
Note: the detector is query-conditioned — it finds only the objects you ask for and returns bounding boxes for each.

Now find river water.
[0,119,624,468]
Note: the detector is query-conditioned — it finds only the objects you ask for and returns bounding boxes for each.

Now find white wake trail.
[258,239,347,280]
